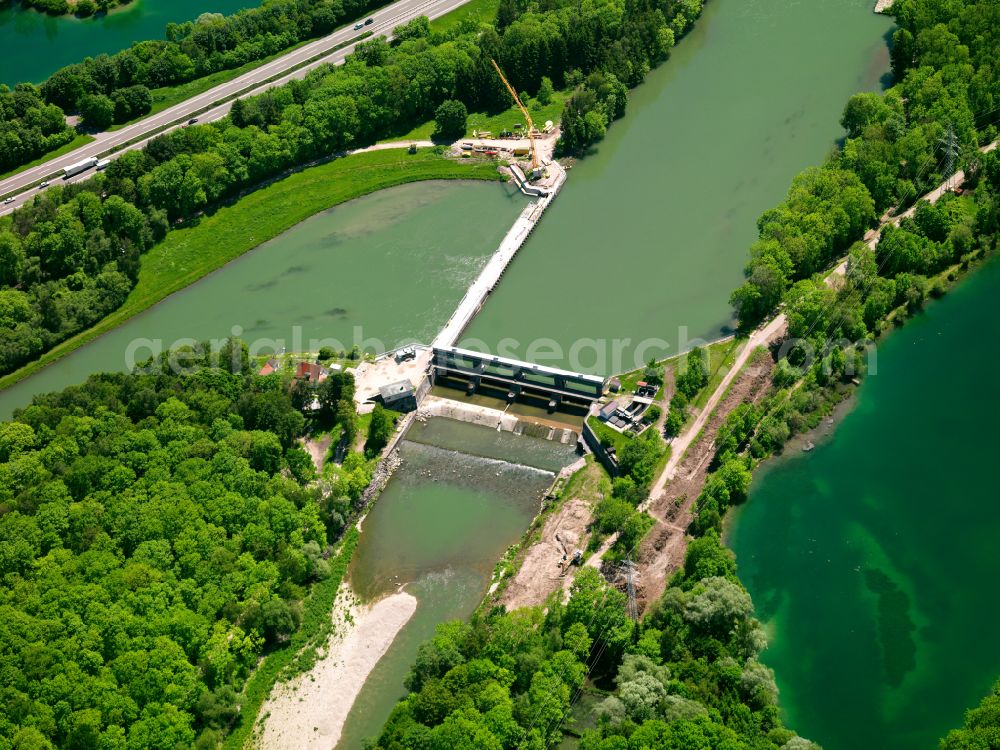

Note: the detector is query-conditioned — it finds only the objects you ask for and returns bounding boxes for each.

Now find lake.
[729,259,1000,750]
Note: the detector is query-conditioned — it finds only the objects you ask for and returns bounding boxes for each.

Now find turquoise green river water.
[1,0,259,87]
[337,418,578,748]
[728,259,1000,750]
[0,180,526,417]
[463,0,892,374]
[7,0,980,746]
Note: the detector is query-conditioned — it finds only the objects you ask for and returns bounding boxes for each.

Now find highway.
[0,0,470,215]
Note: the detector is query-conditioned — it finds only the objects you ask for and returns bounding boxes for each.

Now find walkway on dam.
[432,162,567,349]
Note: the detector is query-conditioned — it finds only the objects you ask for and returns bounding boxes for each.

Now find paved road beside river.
[0,0,472,214]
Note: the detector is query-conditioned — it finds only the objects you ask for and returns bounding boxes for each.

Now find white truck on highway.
[96,159,111,171]
[62,157,98,178]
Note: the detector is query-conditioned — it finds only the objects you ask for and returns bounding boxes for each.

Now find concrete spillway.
[432,164,567,350]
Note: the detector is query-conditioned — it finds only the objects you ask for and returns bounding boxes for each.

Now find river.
[0,0,260,87]
[0,0,927,744]
[462,0,892,374]
[337,417,579,747]
[728,259,1000,750]
[0,180,526,417]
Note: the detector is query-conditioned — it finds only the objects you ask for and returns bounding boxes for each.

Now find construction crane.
[490,59,539,172]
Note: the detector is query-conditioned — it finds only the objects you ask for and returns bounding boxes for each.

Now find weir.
[432,162,567,350]
[354,160,602,417]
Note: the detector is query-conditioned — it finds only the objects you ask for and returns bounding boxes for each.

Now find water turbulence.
[337,417,578,748]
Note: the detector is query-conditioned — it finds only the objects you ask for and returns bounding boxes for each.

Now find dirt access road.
[633,349,776,610]
[646,314,788,505]
[497,323,787,612]
[829,139,998,282]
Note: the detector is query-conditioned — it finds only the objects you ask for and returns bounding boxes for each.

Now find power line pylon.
[939,123,960,189]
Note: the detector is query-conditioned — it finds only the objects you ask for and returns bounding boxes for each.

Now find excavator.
[490,59,541,176]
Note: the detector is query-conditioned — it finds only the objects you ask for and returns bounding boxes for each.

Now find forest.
[0,340,380,749]
[729,0,999,332]
[4,0,387,157]
[374,534,816,750]
[0,84,78,176]
[0,0,702,378]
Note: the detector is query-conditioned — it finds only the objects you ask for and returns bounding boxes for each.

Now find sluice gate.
[431,346,606,405]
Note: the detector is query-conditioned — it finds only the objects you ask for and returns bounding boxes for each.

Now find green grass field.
[617,336,741,405]
[429,0,500,34]
[0,134,95,183]
[0,148,502,392]
[383,90,568,143]
[587,415,634,458]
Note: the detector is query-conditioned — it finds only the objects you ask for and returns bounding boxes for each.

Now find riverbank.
[333,419,575,746]
[729,254,1000,750]
[0,148,502,397]
[255,586,418,750]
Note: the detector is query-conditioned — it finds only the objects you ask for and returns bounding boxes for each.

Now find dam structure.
[359,159,603,416]
[431,346,606,406]
[432,162,567,351]
[425,161,607,408]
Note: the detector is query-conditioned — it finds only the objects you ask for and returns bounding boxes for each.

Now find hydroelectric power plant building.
[431,346,607,406]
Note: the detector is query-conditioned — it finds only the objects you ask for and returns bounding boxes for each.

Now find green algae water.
[0,180,526,417]
[463,0,892,373]
[728,259,1000,750]
[338,418,578,748]
[0,0,260,86]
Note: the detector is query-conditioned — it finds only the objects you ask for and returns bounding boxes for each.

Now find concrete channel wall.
[418,395,579,445]
[432,164,568,350]
[508,164,550,197]
[581,419,621,477]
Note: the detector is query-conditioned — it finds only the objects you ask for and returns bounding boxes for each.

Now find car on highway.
[3,197,14,205]
[354,21,364,29]
[39,181,49,188]
[365,17,374,24]
[187,117,199,125]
